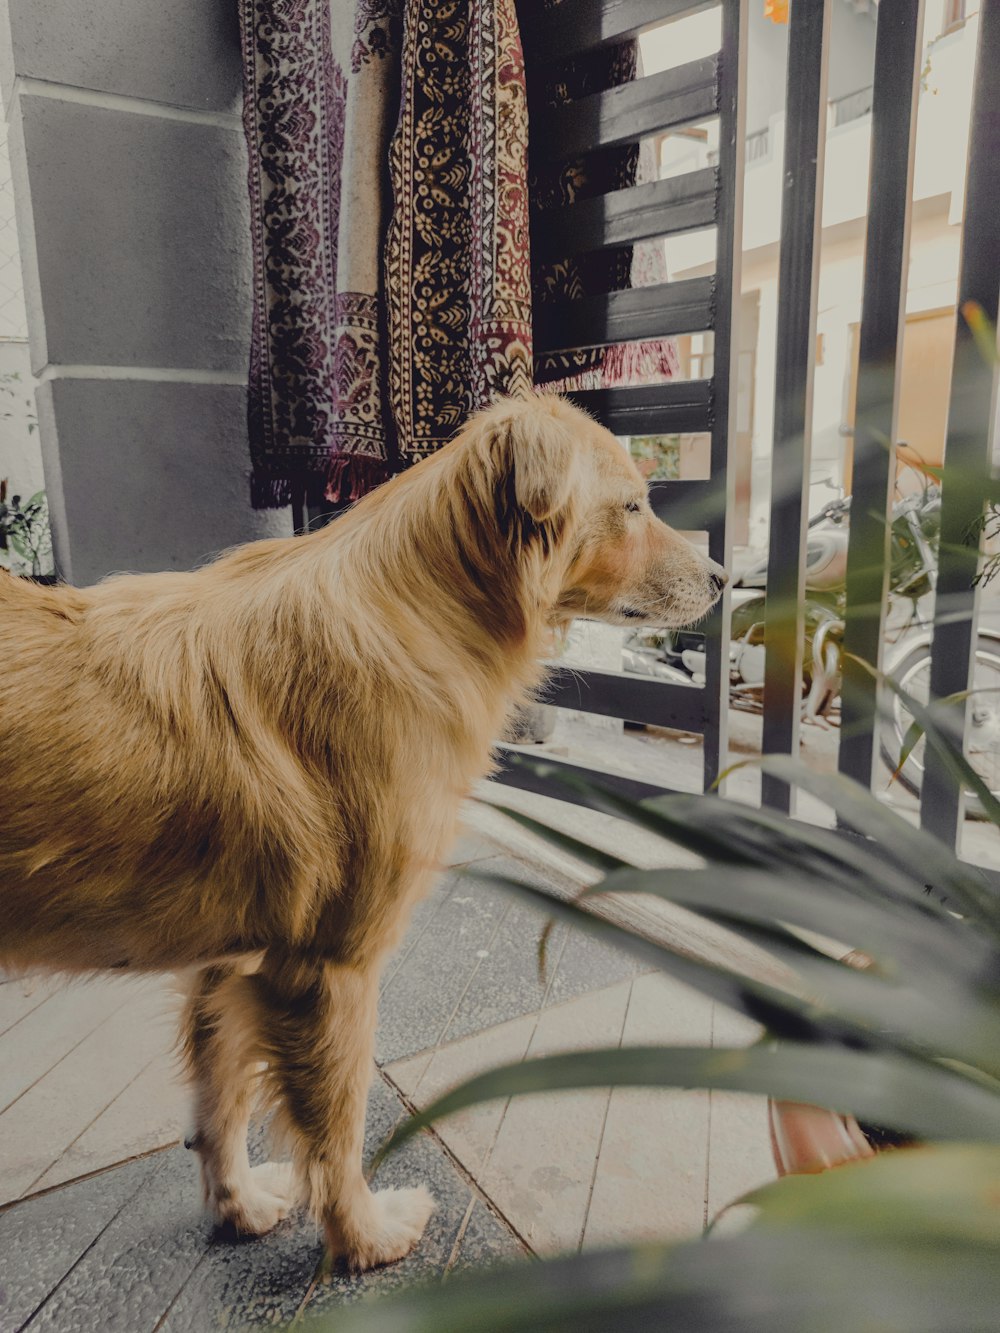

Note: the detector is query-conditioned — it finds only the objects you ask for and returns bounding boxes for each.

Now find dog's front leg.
[180,963,299,1236]
[253,950,434,1271]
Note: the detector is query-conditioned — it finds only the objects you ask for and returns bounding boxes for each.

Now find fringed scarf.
[240,0,675,510]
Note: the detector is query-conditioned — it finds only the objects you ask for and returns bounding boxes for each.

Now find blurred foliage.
[0,482,52,577]
[307,678,1000,1330]
[307,301,1000,1331]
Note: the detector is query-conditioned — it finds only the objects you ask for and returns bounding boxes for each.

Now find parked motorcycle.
[622,478,1000,807]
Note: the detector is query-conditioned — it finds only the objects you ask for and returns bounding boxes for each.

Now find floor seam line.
[377,1066,534,1257]
[380,873,457,996]
[577,976,634,1253]
[0,984,56,1040]
[20,1152,169,1327]
[431,897,515,1050]
[393,952,635,1078]
[20,1047,167,1198]
[471,929,571,1176]
[0,988,136,1119]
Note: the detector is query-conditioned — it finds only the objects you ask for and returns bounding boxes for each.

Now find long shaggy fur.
[0,394,723,1268]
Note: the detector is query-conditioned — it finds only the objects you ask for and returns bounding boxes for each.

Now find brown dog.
[0,394,725,1269]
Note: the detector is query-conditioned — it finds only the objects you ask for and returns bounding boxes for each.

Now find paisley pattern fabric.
[239,0,675,508]
[385,0,532,458]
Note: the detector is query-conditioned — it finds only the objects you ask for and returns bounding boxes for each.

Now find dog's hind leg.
[251,950,435,1271]
[179,962,299,1237]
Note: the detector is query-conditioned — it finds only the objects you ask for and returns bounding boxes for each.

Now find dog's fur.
[0,395,724,1268]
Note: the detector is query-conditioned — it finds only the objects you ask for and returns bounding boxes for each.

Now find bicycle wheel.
[880,634,1000,816]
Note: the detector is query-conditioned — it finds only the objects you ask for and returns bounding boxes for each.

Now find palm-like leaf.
[320,1148,1000,1332]
[353,648,1000,1329]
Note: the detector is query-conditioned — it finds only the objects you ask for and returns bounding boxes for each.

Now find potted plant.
[318,672,1000,1327]
[0,481,55,582]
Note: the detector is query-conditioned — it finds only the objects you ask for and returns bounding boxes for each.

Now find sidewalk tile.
[377,874,510,1064]
[475,982,632,1254]
[0,974,59,1038]
[0,978,134,1115]
[1,981,175,1202]
[582,972,714,1250]
[386,1012,537,1173]
[31,1049,188,1193]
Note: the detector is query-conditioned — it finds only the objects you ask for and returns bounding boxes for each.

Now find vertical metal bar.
[760,0,832,812]
[702,0,747,793]
[838,0,925,792]
[919,0,1000,845]
[291,485,306,536]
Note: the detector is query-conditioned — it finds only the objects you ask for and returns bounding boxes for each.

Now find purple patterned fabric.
[239,0,676,509]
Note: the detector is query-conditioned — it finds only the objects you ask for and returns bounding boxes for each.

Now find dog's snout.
[708,566,729,593]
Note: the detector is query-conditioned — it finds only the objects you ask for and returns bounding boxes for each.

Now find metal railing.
[497,0,1000,866]
[829,85,874,127]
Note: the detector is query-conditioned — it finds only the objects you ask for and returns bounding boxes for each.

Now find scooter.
[622,479,1000,805]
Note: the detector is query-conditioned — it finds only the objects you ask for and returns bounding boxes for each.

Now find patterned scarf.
[240,0,674,509]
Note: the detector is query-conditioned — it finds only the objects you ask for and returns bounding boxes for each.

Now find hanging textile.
[239,0,676,509]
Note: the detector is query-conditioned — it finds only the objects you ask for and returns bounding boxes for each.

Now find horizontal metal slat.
[532,55,720,161]
[648,477,722,530]
[568,380,714,436]
[534,168,718,262]
[541,665,707,730]
[522,0,720,60]
[534,276,716,355]
[493,745,681,806]
[492,756,1000,891]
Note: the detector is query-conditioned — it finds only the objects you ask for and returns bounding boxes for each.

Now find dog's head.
[455,394,726,630]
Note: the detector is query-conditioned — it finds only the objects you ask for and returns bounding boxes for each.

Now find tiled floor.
[0,825,775,1329]
[0,974,186,1206]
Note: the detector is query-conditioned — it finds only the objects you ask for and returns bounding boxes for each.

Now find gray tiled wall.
[36,379,286,586]
[0,0,242,114]
[2,0,291,584]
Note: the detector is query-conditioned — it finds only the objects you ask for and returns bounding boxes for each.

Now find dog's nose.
[709,567,729,593]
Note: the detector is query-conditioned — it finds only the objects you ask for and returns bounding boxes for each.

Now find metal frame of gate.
[497,0,1000,863]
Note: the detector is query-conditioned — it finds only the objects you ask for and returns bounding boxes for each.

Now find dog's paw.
[210,1161,298,1238]
[333,1186,436,1272]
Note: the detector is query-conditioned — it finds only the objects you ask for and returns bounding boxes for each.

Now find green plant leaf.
[502,755,761,866]
[479,865,1000,1081]
[961,299,999,367]
[479,797,632,874]
[588,865,988,985]
[472,874,1000,1082]
[314,1230,1000,1333]
[374,1042,1000,1172]
[320,1147,1000,1332]
[466,869,903,1057]
[749,753,999,924]
[747,1142,1000,1246]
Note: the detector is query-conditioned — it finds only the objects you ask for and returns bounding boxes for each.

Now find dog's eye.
[625,500,642,513]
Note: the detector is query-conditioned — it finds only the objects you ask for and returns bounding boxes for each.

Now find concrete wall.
[0,0,291,585]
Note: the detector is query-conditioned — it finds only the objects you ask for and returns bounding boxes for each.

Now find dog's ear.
[488,401,579,526]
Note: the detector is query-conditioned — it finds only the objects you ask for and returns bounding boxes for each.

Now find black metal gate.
[497,0,1000,864]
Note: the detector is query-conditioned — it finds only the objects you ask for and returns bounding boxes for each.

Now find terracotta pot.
[767,949,913,1176]
[768,1098,875,1176]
